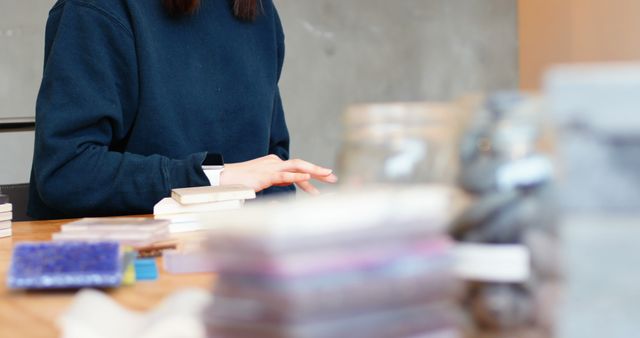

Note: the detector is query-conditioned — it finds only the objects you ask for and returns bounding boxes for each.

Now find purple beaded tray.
[7,241,122,289]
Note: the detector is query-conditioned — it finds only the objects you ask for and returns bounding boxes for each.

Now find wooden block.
[171,185,256,205]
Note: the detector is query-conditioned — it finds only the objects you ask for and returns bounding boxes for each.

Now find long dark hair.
[163,0,260,20]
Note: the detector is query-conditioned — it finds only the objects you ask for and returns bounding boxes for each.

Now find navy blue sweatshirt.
[28,0,293,219]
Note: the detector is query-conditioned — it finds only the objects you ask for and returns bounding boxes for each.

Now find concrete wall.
[0,0,519,184]
[275,0,519,169]
[0,0,51,122]
[0,0,51,185]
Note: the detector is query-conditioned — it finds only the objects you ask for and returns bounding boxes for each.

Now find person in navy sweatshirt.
[28,0,337,219]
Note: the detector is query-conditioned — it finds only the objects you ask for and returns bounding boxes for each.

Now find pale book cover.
[154,197,243,216]
[61,218,170,232]
[0,220,11,230]
[0,211,12,222]
[0,203,12,213]
[171,185,255,205]
[0,227,11,238]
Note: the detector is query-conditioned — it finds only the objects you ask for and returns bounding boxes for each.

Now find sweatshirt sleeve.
[266,7,296,194]
[32,2,209,217]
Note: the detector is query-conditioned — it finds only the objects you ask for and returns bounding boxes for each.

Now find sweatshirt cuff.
[163,152,210,191]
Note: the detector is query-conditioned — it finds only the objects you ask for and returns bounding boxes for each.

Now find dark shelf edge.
[0,122,36,132]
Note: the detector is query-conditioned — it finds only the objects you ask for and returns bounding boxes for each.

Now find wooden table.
[0,219,215,337]
[0,220,549,338]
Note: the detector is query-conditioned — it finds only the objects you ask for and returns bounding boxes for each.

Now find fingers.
[296,180,320,195]
[224,156,338,194]
[280,159,334,177]
[239,154,282,167]
[316,173,339,183]
[270,172,311,185]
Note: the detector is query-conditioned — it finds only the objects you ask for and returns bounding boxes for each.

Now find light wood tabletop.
[0,220,550,338]
[0,218,215,338]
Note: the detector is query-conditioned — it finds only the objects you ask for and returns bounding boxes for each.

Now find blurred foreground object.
[545,63,640,338]
[546,63,640,211]
[58,288,211,338]
[8,241,123,290]
[203,186,469,338]
[452,92,561,336]
[337,103,462,187]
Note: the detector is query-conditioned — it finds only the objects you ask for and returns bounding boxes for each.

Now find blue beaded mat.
[7,241,122,289]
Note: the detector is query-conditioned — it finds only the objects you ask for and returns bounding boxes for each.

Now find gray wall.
[0,0,51,122]
[0,0,51,185]
[0,0,519,184]
[275,0,519,169]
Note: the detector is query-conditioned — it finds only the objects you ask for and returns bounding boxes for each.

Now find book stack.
[204,187,466,338]
[0,194,12,238]
[52,218,170,247]
[154,185,256,234]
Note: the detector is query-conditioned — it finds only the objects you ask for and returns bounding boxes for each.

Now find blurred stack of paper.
[52,218,170,247]
[0,194,12,238]
[204,187,466,338]
[155,185,255,234]
[163,238,215,274]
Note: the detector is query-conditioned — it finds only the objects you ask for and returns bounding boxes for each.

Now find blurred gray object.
[454,92,559,335]
[559,215,640,338]
[337,103,460,187]
[545,63,640,212]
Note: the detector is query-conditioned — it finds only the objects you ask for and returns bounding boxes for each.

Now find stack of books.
[204,188,466,338]
[0,194,12,238]
[154,185,256,234]
[52,218,170,247]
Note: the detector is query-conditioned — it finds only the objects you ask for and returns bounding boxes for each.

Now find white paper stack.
[155,185,255,234]
[0,194,12,238]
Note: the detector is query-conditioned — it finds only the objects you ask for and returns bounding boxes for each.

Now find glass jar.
[452,92,561,337]
[337,102,461,187]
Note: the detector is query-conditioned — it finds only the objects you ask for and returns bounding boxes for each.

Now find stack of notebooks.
[154,185,256,234]
[0,194,12,238]
[52,218,171,248]
[204,188,466,338]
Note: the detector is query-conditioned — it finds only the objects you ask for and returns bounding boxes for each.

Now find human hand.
[219,155,338,194]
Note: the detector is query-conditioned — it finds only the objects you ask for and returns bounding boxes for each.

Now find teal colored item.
[134,259,158,281]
